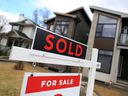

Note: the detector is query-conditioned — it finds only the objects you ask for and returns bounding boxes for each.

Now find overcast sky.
[0,0,128,21]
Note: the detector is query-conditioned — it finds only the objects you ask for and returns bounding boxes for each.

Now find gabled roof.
[54,12,80,22]
[10,17,42,27]
[14,30,30,39]
[54,12,77,18]
[45,7,91,25]
[7,29,31,40]
[90,6,128,18]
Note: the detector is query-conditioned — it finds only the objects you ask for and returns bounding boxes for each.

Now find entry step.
[113,80,128,90]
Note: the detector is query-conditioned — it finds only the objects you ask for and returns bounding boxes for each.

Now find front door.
[118,49,128,81]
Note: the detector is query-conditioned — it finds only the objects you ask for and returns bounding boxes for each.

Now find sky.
[0,0,128,22]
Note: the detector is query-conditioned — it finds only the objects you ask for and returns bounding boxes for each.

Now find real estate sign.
[9,26,100,96]
[21,73,81,96]
[32,27,87,59]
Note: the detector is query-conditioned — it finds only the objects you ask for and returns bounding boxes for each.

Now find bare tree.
[33,10,38,24]
[0,15,12,43]
[33,7,52,28]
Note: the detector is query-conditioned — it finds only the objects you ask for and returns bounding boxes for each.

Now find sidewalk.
[80,81,128,96]
[94,81,128,96]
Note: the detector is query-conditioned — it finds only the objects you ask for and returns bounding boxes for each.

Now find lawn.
[0,61,127,96]
[0,61,49,96]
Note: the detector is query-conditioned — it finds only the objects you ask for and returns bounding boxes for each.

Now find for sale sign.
[32,27,87,60]
[21,73,81,96]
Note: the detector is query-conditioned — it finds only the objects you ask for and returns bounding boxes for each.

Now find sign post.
[9,27,100,96]
[86,49,98,96]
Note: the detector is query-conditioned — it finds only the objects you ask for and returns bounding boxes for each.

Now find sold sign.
[32,27,87,59]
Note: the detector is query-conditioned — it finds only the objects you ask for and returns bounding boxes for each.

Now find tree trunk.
[14,61,24,70]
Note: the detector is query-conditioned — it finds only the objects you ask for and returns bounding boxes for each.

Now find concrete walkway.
[94,81,128,96]
[80,81,128,96]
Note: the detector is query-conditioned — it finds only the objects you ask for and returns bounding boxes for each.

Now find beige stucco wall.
[110,17,121,83]
[82,12,99,77]
[0,37,7,46]
[22,26,35,39]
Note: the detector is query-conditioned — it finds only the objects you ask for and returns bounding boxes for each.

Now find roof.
[45,7,91,25]
[54,12,80,22]
[90,6,128,18]
[10,17,42,27]
[7,29,31,40]
[14,30,30,39]
[54,12,77,18]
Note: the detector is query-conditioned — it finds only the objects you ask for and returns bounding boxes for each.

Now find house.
[0,15,39,57]
[83,6,128,85]
[45,7,91,72]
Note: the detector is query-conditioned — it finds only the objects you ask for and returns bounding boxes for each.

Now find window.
[97,50,113,73]
[14,40,19,46]
[96,15,117,38]
[12,25,19,30]
[49,25,54,31]
[54,20,69,37]
[19,26,23,31]
[7,37,14,47]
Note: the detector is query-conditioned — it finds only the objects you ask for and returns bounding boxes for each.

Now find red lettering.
[54,94,63,96]
[56,38,67,53]
[44,34,55,51]
[75,44,83,57]
[68,42,74,56]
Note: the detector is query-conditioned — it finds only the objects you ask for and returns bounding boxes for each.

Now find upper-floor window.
[96,15,117,38]
[54,20,69,37]
[49,25,54,31]
[19,25,23,31]
[12,25,19,30]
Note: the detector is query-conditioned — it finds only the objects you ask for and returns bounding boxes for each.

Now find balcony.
[118,33,128,46]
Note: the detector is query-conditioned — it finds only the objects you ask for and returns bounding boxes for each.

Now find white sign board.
[9,46,100,68]
[21,73,81,96]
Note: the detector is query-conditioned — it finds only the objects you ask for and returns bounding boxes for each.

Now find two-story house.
[0,15,38,58]
[45,7,91,72]
[83,6,128,87]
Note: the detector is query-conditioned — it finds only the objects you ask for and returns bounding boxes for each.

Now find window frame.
[54,20,70,37]
[97,50,113,74]
[96,15,117,38]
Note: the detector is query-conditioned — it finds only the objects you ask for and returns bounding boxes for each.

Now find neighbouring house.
[0,15,40,58]
[83,6,128,86]
[44,7,91,72]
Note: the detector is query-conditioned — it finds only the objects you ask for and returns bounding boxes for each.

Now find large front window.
[54,20,69,37]
[97,50,113,73]
[96,15,117,38]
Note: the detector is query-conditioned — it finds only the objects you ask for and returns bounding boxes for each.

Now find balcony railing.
[119,33,128,45]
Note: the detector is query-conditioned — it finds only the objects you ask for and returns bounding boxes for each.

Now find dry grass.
[94,82,128,96]
[0,61,49,96]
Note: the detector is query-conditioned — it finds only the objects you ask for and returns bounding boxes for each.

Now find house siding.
[22,26,35,39]
[0,37,7,46]
[74,11,90,44]
[94,38,115,50]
